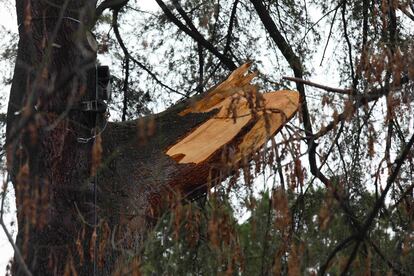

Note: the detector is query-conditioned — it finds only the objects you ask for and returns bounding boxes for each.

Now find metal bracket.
[79,100,107,113]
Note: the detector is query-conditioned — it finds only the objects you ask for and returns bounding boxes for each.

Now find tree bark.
[8,1,100,275]
[7,2,299,275]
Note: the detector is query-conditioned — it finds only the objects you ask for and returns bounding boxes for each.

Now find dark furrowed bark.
[8,1,99,275]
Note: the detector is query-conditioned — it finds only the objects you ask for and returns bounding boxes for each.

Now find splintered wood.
[166,63,299,164]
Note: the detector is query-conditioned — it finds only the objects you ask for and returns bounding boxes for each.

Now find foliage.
[140,187,414,275]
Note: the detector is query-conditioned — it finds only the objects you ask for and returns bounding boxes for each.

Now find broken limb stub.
[164,64,299,200]
[97,64,299,253]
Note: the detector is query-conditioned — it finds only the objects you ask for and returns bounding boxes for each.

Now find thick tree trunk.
[7,2,299,275]
[7,1,100,275]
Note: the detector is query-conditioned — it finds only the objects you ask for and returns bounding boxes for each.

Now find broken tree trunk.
[96,64,299,272]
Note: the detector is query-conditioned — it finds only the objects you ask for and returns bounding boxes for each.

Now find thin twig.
[341,1,356,89]
[223,0,239,56]
[282,76,352,95]
[0,177,33,276]
[301,2,341,43]
[319,4,340,66]
[314,76,409,140]
[111,8,187,98]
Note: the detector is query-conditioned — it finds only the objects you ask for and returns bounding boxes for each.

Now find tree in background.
[1,0,414,275]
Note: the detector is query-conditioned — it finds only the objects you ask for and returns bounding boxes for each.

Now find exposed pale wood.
[167,95,252,164]
[235,90,299,161]
[166,63,300,165]
[179,63,256,115]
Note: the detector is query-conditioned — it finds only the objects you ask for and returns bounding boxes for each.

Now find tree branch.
[111,8,187,98]
[249,0,315,164]
[314,76,409,140]
[282,76,352,95]
[319,5,339,66]
[249,0,365,235]
[96,0,128,20]
[171,0,198,32]
[197,43,204,94]
[362,132,414,237]
[399,4,414,21]
[340,132,414,274]
[369,239,404,275]
[1,180,32,276]
[249,4,368,266]
[170,0,205,95]
[318,235,356,275]
[155,0,237,70]
[341,240,361,275]
[250,0,302,75]
[223,0,239,55]
[341,1,357,90]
